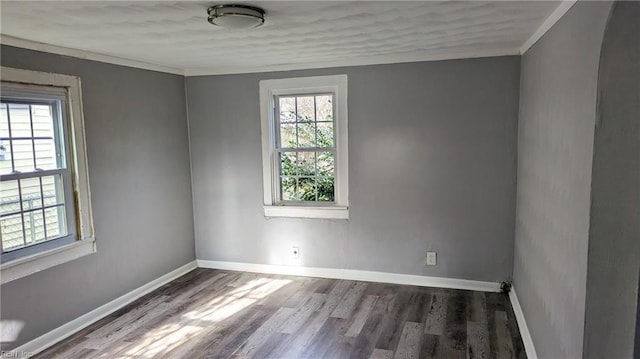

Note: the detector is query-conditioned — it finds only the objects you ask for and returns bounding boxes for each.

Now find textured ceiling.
[0,1,559,75]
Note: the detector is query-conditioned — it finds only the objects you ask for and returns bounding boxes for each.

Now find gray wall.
[0,46,196,349]
[637,286,640,358]
[636,272,640,358]
[186,56,520,282]
[513,2,612,358]
[583,2,640,358]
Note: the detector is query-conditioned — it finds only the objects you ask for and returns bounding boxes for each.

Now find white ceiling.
[0,1,560,75]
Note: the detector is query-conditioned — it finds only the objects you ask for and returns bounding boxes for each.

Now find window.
[1,90,74,259]
[0,67,94,284]
[260,75,348,219]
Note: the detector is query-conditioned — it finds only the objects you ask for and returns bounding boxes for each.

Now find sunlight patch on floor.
[128,324,202,357]
[119,277,291,358]
[183,277,291,322]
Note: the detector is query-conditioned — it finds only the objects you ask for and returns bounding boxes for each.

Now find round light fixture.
[207,4,265,30]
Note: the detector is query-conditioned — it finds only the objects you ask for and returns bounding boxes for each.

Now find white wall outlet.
[291,247,300,259]
[426,251,437,266]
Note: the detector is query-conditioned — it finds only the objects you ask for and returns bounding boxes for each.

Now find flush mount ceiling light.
[207,4,265,30]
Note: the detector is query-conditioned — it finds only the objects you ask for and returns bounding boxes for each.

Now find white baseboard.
[509,286,538,359]
[196,260,501,293]
[11,260,197,356]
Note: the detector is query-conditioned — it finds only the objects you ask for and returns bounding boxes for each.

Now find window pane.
[277,152,336,203]
[279,97,296,123]
[298,177,317,201]
[2,101,62,173]
[298,151,316,176]
[317,177,335,202]
[7,104,32,138]
[1,175,68,252]
[1,213,24,250]
[23,209,46,245]
[316,122,334,147]
[43,175,65,206]
[0,141,10,174]
[279,123,296,148]
[279,152,297,176]
[0,180,20,215]
[20,177,42,209]
[317,151,335,177]
[296,96,314,122]
[316,95,333,121]
[0,105,8,168]
[0,139,12,175]
[44,205,66,239]
[10,139,36,173]
[30,105,53,138]
[280,177,298,201]
[0,103,8,138]
[34,139,59,170]
[297,122,316,147]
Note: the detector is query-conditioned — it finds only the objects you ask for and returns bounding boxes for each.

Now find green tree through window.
[277,94,335,202]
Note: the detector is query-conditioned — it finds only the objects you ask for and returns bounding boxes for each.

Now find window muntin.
[0,86,76,260]
[275,93,336,203]
[260,75,348,219]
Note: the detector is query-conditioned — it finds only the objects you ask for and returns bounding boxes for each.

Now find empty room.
[0,1,638,358]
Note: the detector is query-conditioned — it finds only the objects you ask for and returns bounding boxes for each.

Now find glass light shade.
[207,5,265,30]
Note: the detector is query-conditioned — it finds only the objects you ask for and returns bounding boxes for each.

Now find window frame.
[1,88,77,261]
[274,92,337,205]
[259,75,348,219]
[0,66,95,284]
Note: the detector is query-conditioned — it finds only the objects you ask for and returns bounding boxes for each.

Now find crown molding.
[0,35,184,76]
[183,47,519,76]
[1,34,520,77]
[520,0,578,54]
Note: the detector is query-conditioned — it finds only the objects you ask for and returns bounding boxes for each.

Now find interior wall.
[0,46,196,349]
[583,2,640,357]
[512,2,612,358]
[636,274,640,358]
[186,56,520,282]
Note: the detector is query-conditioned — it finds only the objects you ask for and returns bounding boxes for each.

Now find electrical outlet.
[291,247,300,259]
[426,252,437,266]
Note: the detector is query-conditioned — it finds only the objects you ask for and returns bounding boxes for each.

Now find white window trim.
[0,238,95,284]
[0,66,95,284]
[259,75,348,219]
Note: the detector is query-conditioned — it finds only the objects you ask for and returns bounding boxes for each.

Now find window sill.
[0,238,96,285]
[263,206,349,219]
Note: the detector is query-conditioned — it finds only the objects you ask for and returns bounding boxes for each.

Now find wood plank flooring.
[37,268,526,359]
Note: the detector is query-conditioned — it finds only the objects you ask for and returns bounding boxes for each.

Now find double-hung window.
[0,67,94,284]
[260,75,348,219]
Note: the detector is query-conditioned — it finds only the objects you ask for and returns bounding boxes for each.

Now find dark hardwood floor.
[37,268,526,358]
